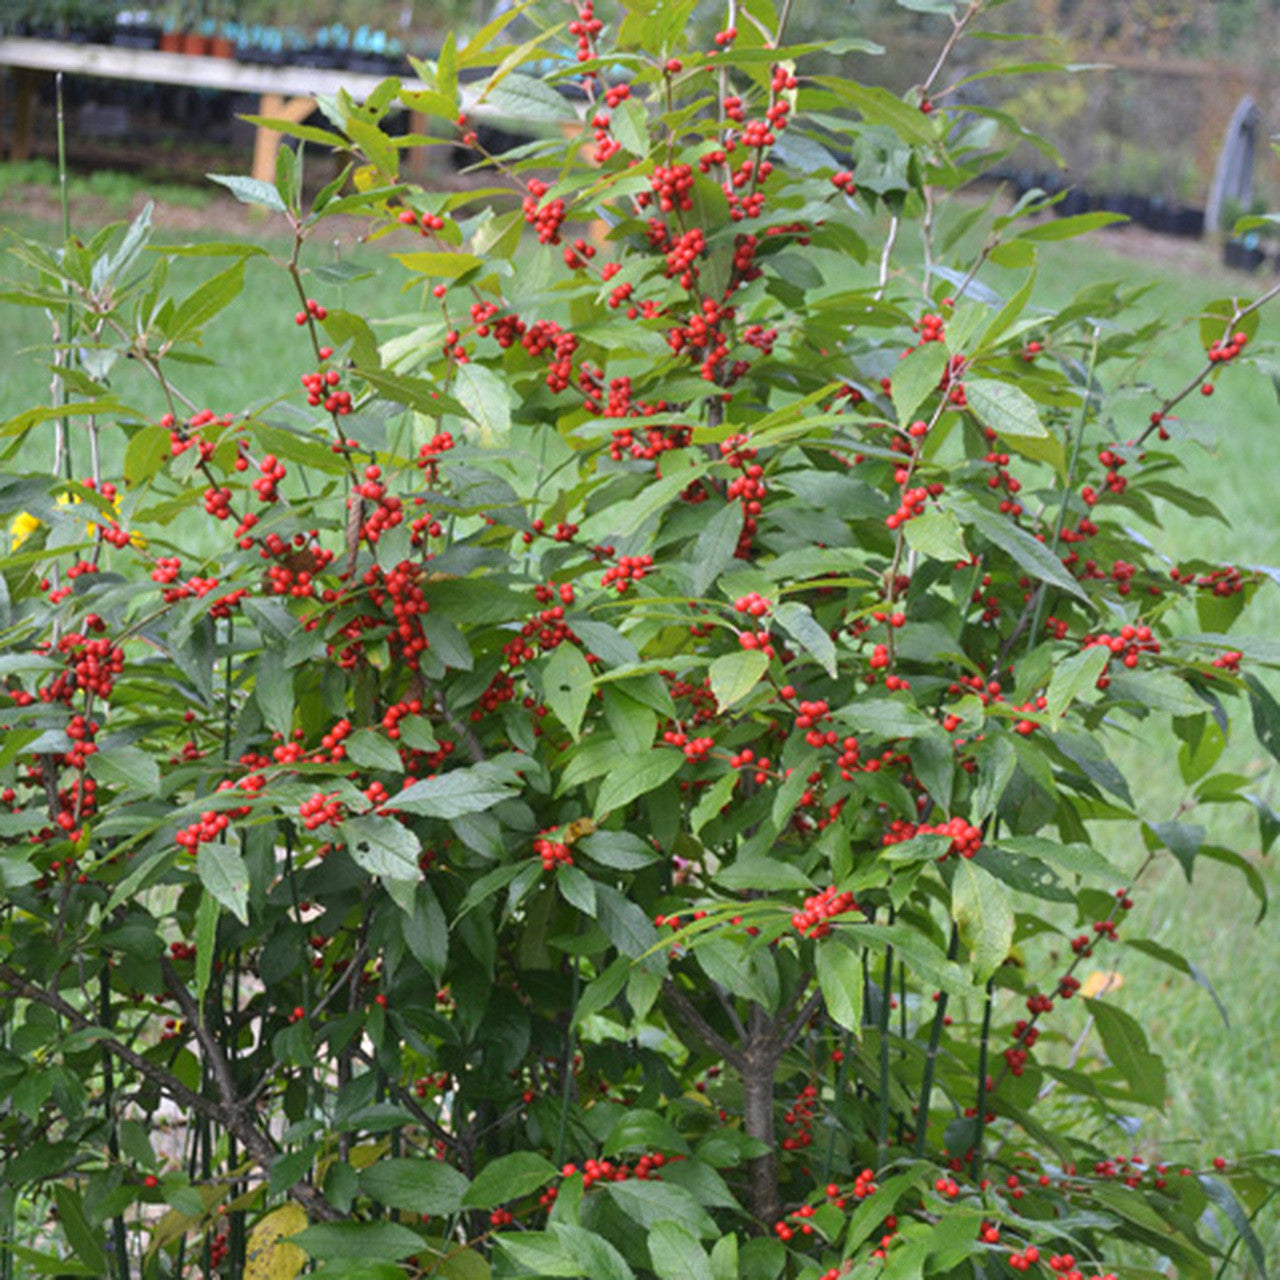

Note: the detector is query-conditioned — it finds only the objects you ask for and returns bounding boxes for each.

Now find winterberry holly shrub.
[2,1,1279,1277]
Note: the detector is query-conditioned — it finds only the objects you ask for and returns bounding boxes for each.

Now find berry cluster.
[791,886,858,938]
[522,179,566,245]
[601,554,653,593]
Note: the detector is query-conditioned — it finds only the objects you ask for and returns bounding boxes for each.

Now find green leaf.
[392,250,483,279]
[715,859,814,892]
[1043,645,1108,721]
[601,686,657,754]
[53,1184,109,1276]
[996,837,1124,885]
[293,1222,426,1262]
[434,1248,491,1280]
[1051,728,1133,806]
[207,173,288,212]
[194,892,219,1005]
[342,814,421,884]
[690,771,737,835]
[309,1266,408,1280]
[461,1152,557,1210]
[964,377,1048,440]
[557,864,597,916]
[165,259,247,346]
[903,508,968,561]
[392,763,519,818]
[1147,819,1204,879]
[958,500,1089,601]
[89,743,161,795]
[951,859,1013,982]
[578,830,660,870]
[840,82,939,145]
[834,698,933,738]
[815,935,864,1031]
[709,649,769,710]
[543,644,593,740]
[359,1159,469,1216]
[1084,998,1167,1107]
[1017,211,1127,241]
[891,341,950,427]
[254,648,294,736]
[773,601,837,677]
[493,1233,578,1277]
[610,97,649,156]
[689,501,744,598]
[1198,844,1268,923]
[1198,1175,1269,1279]
[709,1235,738,1280]
[979,265,1036,352]
[197,842,250,925]
[648,1221,713,1280]
[404,882,449,979]
[594,749,683,817]
[595,884,661,957]
[605,1180,717,1237]
[453,362,511,445]
[1246,674,1280,765]
[571,955,629,1029]
[344,730,404,773]
[1199,296,1261,351]
[552,1223,636,1280]
[482,73,578,122]
[241,115,347,147]
[1125,939,1229,1028]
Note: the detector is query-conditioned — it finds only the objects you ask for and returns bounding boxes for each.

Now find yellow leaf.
[1081,970,1123,998]
[244,1203,307,1280]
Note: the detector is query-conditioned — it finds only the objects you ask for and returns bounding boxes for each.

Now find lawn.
[2,174,1279,1264]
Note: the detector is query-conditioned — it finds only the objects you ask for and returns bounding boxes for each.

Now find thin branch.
[711,980,749,1043]
[661,980,744,1069]
[0,964,339,1221]
[1,964,224,1126]
[773,987,824,1055]
[875,215,900,299]
[921,0,985,99]
[160,955,241,1118]
[351,1045,459,1152]
[435,690,486,764]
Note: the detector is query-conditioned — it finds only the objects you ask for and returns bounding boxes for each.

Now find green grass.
[2,188,1279,1266]
[0,159,215,210]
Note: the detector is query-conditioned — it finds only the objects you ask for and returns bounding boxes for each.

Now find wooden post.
[251,91,317,186]
[7,67,40,161]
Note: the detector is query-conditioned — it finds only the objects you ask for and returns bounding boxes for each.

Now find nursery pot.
[180,32,209,55]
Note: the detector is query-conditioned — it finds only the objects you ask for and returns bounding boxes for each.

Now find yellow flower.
[8,511,42,549]
[7,492,145,551]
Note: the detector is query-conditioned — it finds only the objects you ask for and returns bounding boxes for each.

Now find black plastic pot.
[1223,239,1266,272]
[347,54,390,74]
[1173,206,1205,239]
[1055,188,1089,217]
[298,48,343,69]
[112,28,161,50]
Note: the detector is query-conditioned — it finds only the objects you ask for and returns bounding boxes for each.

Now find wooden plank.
[0,37,411,100]
[0,36,581,175]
